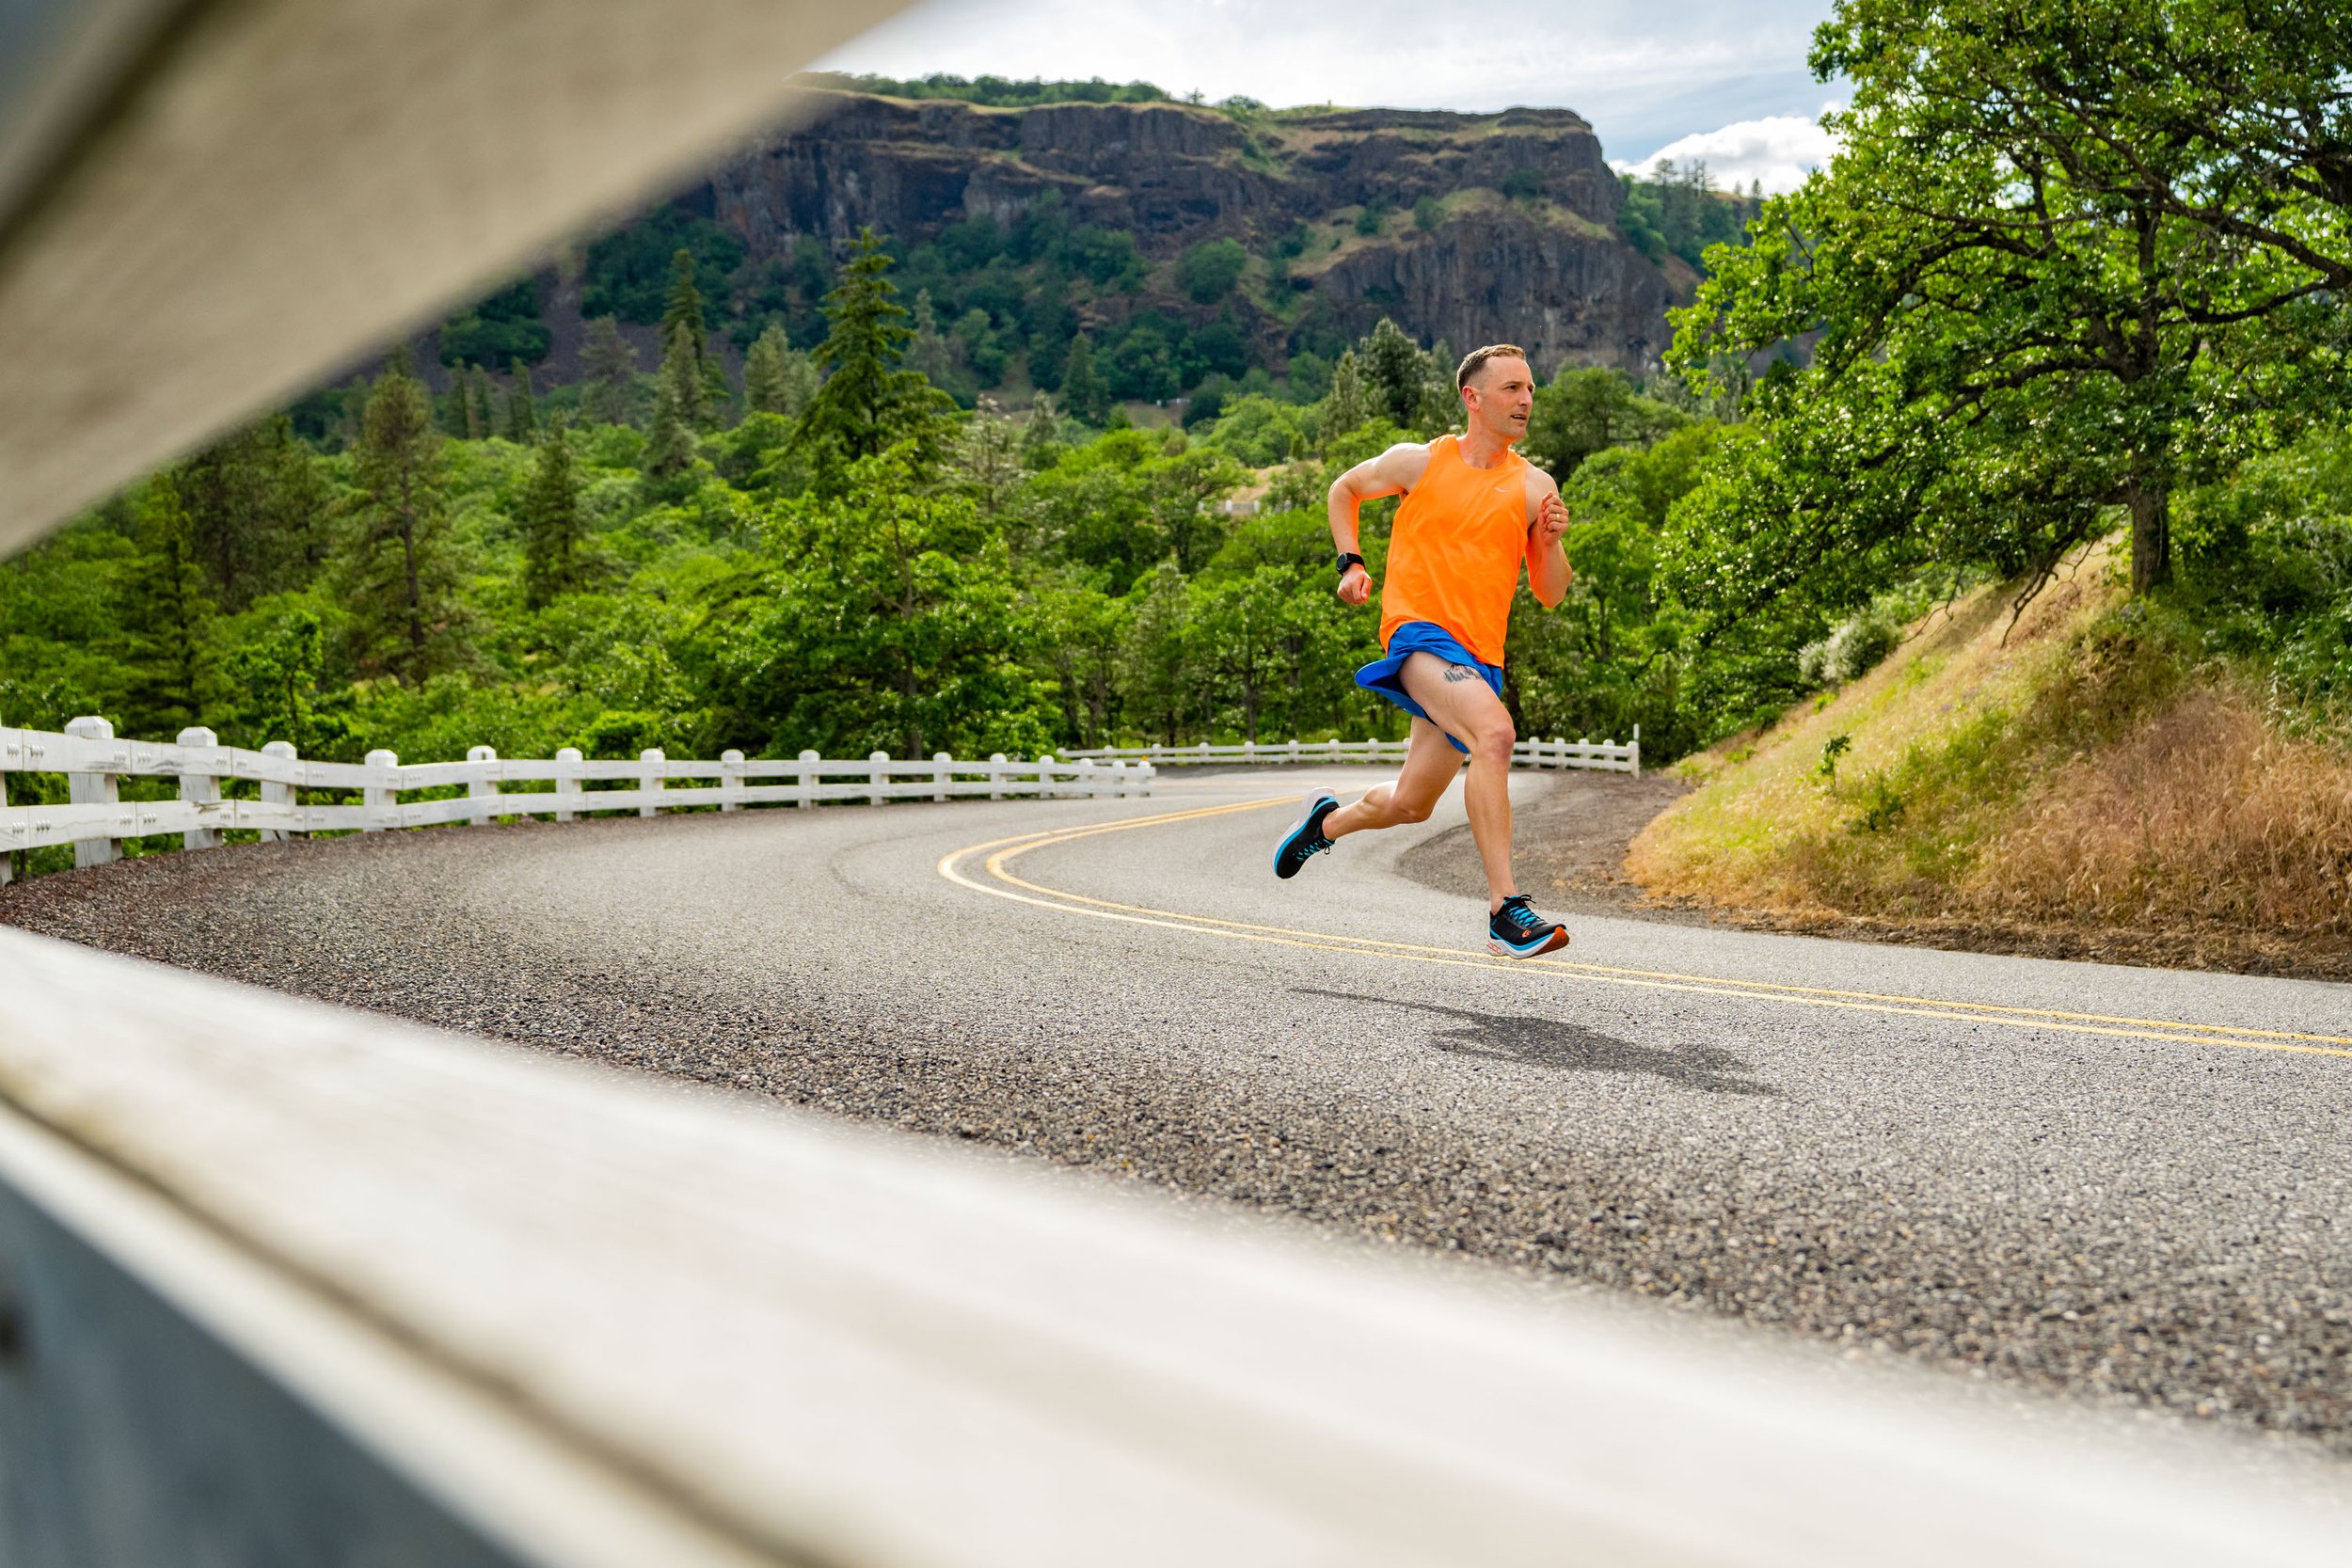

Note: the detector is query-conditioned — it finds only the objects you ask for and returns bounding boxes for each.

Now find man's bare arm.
[1525,467,1573,608]
[1327,441,1432,606]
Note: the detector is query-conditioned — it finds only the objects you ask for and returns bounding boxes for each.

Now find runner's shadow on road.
[1295,989,1777,1097]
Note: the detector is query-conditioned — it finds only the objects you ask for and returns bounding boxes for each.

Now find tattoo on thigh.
[1443,662,1478,683]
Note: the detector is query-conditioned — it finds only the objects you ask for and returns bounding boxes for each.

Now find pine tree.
[792,228,953,483]
[958,396,1023,518]
[176,416,325,610]
[906,289,960,390]
[1320,348,1368,448]
[660,247,713,427]
[469,366,497,441]
[1059,330,1108,423]
[119,473,216,735]
[1020,393,1065,469]
[580,316,640,426]
[1362,317,1429,429]
[644,351,699,482]
[342,360,463,679]
[742,321,791,416]
[520,419,586,608]
[503,358,538,441]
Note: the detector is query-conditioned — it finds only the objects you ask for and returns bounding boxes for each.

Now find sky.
[817,0,1844,192]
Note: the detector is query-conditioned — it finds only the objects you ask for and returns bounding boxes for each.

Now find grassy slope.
[1628,542,2352,977]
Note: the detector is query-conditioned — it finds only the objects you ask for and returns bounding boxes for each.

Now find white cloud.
[1609,108,1840,195]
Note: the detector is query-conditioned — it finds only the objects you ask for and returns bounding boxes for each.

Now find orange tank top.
[1377,436,1535,666]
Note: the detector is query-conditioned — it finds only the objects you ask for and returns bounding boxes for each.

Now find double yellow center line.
[937,799,2352,1062]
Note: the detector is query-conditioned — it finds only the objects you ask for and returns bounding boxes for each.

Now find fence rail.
[1066,729,1641,776]
[0,717,1151,880]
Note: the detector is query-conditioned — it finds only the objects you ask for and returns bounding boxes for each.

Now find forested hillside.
[336,75,1758,446]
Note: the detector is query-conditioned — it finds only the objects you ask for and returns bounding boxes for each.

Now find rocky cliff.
[697,91,1677,371]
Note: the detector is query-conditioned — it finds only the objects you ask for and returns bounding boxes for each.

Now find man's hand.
[1337,563,1371,606]
[1535,491,1570,548]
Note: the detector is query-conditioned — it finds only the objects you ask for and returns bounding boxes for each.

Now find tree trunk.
[2127,481,2170,594]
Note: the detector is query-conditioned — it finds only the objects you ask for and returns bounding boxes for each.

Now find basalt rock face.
[700,90,1677,371]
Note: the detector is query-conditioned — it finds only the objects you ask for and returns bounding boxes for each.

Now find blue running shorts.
[1354,621,1503,756]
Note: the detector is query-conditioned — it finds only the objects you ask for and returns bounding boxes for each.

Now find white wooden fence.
[1067,728,1641,777]
[0,716,1152,881]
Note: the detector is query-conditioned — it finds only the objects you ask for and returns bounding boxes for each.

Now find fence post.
[358,749,396,832]
[0,719,9,886]
[863,751,888,807]
[1631,724,1642,779]
[721,750,745,812]
[1078,758,1098,797]
[928,751,951,803]
[639,749,666,817]
[259,741,302,839]
[1288,738,1300,763]
[553,748,582,821]
[64,716,121,868]
[1242,740,1255,766]
[1038,753,1057,800]
[797,749,819,808]
[1111,760,1130,798]
[172,726,223,850]
[988,752,1008,800]
[467,745,500,826]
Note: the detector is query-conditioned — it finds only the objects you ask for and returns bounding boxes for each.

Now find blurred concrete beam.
[0,0,910,558]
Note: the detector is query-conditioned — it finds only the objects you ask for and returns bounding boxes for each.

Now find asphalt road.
[10,766,2351,1457]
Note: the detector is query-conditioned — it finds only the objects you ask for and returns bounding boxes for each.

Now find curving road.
[9,765,2351,1458]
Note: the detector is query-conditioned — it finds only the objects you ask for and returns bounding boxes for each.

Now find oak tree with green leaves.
[1673,0,2352,612]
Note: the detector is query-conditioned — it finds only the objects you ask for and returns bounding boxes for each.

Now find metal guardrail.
[1065,730,1641,776]
[0,716,1151,879]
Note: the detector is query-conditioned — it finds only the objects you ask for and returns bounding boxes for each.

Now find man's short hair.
[1456,342,1529,392]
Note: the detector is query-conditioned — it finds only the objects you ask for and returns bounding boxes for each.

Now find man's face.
[1463,356,1535,441]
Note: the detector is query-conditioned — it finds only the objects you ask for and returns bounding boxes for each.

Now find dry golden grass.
[1628,542,2352,976]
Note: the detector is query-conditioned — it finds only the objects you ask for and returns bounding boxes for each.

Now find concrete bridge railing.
[0,716,1152,880]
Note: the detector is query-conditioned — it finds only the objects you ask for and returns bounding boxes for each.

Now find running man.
[1272,342,1574,958]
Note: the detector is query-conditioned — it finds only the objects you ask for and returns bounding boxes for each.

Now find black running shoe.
[1273,788,1341,879]
[1487,895,1568,958]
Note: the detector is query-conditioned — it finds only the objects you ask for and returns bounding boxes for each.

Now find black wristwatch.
[1335,550,1366,578]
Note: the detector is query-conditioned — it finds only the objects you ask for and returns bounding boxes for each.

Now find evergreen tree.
[1020,393,1066,470]
[580,316,640,426]
[792,228,953,483]
[176,416,325,610]
[118,473,216,735]
[906,289,960,391]
[1362,317,1431,430]
[1059,330,1108,423]
[742,320,791,416]
[958,396,1024,519]
[644,350,699,482]
[342,360,464,679]
[520,419,586,609]
[469,366,497,440]
[660,246,714,427]
[1319,349,1368,449]
[502,358,538,441]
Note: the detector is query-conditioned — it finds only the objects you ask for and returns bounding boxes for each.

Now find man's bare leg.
[1327,653,1521,910]
[1324,714,1461,839]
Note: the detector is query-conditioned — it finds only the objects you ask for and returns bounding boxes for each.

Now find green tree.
[1360,317,1439,432]
[175,417,326,610]
[699,449,1053,757]
[468,367,497,442]
[1057,329,1109,423]
[118,475,217,735]
[1525,367,1687,481]
[1118,561,1199,744]
[1175,237,1248,304]
[341,361,464,679]
[643,351,700,483]
[1318,348,1368,450]
[905,288,962,395]
[580,316,641,426]
[1678,1,2352,601]
[520,419,586,609]
[660,245,714,421]
[792,229,953,483]
[502,358,538,441]
[741,320,813,419]
[1020,393,1067,470]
